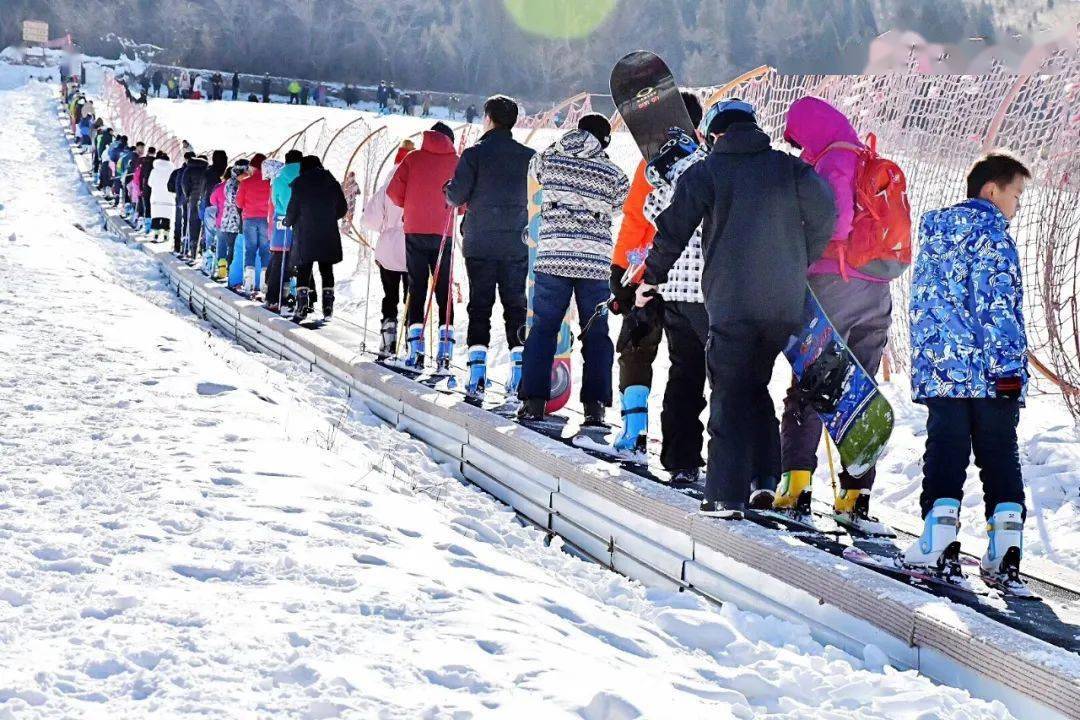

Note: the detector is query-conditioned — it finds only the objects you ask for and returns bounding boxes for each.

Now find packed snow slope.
[0,75,1019,718]
[140,90,1080,576]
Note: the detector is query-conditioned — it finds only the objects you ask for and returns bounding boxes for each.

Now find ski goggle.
[699,98,756,136]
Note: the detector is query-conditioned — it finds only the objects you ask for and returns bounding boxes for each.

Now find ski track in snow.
[0,72,1018,718]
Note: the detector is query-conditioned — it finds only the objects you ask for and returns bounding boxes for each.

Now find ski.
[842,546,988,597]
[753,510,845,537]
[831,512,897,539]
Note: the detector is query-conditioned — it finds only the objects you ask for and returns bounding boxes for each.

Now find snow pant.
[185,201,202,257]
[296,261,335,293]
[520,273,612,405]
[138,189,150,219]
[659,301,712,473]
[242,218,270,269]
[265,250,291,306]
[780,274,892,490]
[464,255,528,347]
[920,398,1025,521]
[705,320,795,505]
[216,231,238,267]
[289,93,299,105]
[380,266,409,322]
[405,233,453,328]
[173,202,186,253]
[203,224,217,256]
[617,302,664,391]
[150,218,170,232]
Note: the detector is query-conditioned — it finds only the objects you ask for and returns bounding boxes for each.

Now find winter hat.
[431,122,455,143]
[250,153,266,170]
[577,113,612,149]
[261,158,285,182]
[703,98,756,136]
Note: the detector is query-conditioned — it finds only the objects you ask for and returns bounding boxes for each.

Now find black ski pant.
[380,266,409,322]
[920,398,1025,521]
[265,250,293,307]
[173,201,185,252]
[705,320,794,505]
[617,303,663,390]
[185,202,202,257]
[296,261,335,293]
[405,233,453,328]
[659,302,711,473]
[464,255,528,348]
[780,274,892,490]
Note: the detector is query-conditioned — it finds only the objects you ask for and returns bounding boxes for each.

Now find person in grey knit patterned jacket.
[518,114,630,422]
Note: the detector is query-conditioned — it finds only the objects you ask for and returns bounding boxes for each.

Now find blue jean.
[521,272,613,405]
[243,218,270,269]
[216,231,238,266]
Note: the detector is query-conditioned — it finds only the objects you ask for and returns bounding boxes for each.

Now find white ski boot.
[242,266,256,296]
[980,502,1033,597]
[901,498,961,576]
[379,319,398,358]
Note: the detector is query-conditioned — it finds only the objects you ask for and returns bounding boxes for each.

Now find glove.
[609,263,636,316]
[994,376,1023,400]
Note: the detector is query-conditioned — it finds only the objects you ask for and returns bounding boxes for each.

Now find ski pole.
[824,429,839,504]
[418,208,456,344]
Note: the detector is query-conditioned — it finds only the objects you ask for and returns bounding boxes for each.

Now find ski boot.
[901,498,962,578]
[700,499,745,520]
[613,385,648,453]
[322,288,335,319]
[465,346,487,399]
[143,217,152,233]
[242,267,256,296]
[506,346,523,395]
[980,502,1032,596]
[668,468,700,487]
[379,319,398,358]
[435,325,454,374]
[772,470,812,515]
[583,401,607,427]
[404,324,425,369]
[516,398,546,422]
[748,488,776,510]
[833,489,893,537]
[293,288,312,321]
[216,259,228,281]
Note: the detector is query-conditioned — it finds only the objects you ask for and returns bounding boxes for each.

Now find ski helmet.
[700,98,756,138]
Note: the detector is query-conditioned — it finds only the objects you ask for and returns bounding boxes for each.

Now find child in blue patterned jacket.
[902,152,1032,591]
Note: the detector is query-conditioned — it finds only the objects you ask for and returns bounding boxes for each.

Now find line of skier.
[364,90,1029,585]
[74,76,1033,586]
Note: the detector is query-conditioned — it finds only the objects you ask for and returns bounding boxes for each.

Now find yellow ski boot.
[216,259,228,281]
[772,470,812,511]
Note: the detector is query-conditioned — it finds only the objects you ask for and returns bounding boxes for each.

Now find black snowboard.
[610,50,697,162]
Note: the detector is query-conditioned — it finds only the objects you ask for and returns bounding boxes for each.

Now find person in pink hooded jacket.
[774,96,896,532]
[360,139,413,356]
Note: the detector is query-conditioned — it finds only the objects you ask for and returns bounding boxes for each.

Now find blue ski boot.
[902,498,961,572]
[506,346,523,395]
[435,325,455,374]
[405,323,424,369]
[143,217,153,233]
[466,345,487,398]
[613,385,649,453]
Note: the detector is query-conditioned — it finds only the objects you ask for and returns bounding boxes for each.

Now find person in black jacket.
[231,72,240,100]
[444,95,535,397]
[152,70,163,97]
[284,156,346,320]
[180,155,210,259]
[167,151,195,253]
[638,100,836,518]
[261,74,271,103]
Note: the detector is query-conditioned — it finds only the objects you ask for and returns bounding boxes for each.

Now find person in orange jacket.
[608,91,707,485]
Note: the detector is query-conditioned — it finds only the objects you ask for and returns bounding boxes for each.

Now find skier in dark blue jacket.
[445,95,535,398]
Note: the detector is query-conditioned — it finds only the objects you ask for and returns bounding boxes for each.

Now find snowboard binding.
[795,345,852,414]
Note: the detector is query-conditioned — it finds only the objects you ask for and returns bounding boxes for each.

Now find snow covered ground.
[127,76,1080,577]
[0,70,1020,718]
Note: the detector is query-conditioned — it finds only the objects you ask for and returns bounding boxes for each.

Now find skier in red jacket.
[387,122,460,370]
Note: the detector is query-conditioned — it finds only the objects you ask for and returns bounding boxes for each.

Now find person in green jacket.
[288,80,302,105]
[265,149,304,310]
